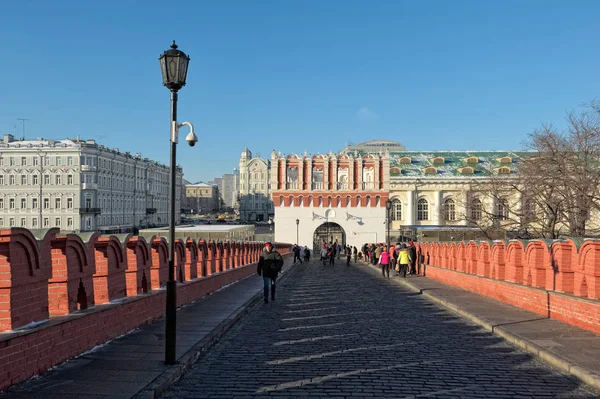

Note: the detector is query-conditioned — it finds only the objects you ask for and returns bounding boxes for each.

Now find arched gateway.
[313,222,345,251]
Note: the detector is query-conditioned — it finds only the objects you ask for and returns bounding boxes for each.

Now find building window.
[417,198,429,221]
[497,198,509,220]
[9,218,15,227]
[391,199,402,221]
[55,218,61,227]
[32,198,38,209]
[33,157,39,166]
[56,157,62,166]
[67,218,73,227]
[33,175,38,185]
[20,218,26,227]
[67,198,73,209]
[0,218,3,226]
[67,175,73,185]
[21,175,26,185]
[0,175,3,185]
[471,199,482,221]
[44,175,50,185]
[32,218,37,227]
[43,218,49,227]
[9,199,15,209]
[67,156,73,165]
[55,198,61,209]
[0,198,3,209]
[43,198,50,209]
[444,198,456,221]
[9,157,14,166]
[21,157,26,166]
[9,175,15,185]
[56,175,62,185]
[20,198,26,209]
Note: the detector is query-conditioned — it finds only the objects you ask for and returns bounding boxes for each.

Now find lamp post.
[159,40,197,365]
[386,199,392,249]
[296,218,299,245]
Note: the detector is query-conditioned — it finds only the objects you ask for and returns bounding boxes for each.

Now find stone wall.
[0,227,291,390]
[417,239,600,334]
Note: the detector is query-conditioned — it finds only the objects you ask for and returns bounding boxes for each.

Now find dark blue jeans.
[263,276,276,300]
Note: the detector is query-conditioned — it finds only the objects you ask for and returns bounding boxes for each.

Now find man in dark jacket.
[257,242,284,303]
[408,241,417,275]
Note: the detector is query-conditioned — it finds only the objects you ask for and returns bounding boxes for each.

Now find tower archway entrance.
[313,222,345,251]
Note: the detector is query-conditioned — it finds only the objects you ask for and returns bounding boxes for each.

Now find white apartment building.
[0,134,183,232]
[238,147,272,222]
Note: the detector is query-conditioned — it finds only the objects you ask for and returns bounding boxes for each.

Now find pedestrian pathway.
[163,260,600,398]
[0,258,296,399]
[374,263,600,390]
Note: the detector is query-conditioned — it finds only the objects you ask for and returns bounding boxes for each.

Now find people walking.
[346,245,352,266]
[321,245,328,266]
[256,242,284,303]
[378,245,391,278]
[292,244,303,264]
[398,244,411,278]
[408,241,417,275]
[389,243,397,276]
[353,246,358,263]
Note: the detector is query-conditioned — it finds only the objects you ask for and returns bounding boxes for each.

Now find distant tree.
[521,102,600,237]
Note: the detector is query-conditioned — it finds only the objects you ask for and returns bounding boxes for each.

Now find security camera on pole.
[158,40,197,365]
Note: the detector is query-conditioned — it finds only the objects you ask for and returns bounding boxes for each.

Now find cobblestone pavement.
[163,260,600,399]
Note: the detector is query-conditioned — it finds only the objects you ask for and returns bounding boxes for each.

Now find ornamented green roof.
[370,150,532,177]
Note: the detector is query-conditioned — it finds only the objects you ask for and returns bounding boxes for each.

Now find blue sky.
[1,1,600,183]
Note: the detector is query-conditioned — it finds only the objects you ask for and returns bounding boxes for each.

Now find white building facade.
[271,151,391,249]
[0,134,183,232]
[238,148,272,222]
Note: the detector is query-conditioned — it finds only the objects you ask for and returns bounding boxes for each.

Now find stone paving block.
[162,261,600,399]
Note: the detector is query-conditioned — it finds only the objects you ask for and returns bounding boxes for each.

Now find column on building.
[307,158,313,191]
[373,156,380,190]
[348,154,355,190]
[357,158,363,191]
[433,190,443,226]
[461,190,470,226]
[406,190,415,225]
[281,159,287,190]
[323,157,330,191]
[298,157,305,191]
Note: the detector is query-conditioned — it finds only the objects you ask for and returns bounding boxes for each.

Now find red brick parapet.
[417,238,600,335]
[0,226,292,391]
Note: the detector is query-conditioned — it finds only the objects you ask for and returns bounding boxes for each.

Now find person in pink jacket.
[378,246,391,279]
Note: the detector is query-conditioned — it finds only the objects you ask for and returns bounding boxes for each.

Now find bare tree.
[521,103,600,237]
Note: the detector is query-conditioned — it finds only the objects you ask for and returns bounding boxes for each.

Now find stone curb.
[363,262,600,391]
[132,259,299,399]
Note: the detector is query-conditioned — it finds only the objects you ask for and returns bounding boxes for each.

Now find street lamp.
[386,199,392,249]
[296,218,299,245]
[159,40,197,365]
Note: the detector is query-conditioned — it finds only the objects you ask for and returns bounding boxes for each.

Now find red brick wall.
[0,227,292,391]
[425,265,600,334]
[417,238,600,335]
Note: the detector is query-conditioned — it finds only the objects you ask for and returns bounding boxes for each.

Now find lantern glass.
[159,41,190,91]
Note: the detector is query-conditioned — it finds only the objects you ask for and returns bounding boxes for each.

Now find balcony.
[362,182,375,190]
[286,182,299,190]
[311,182,323,190]
[79,207,101,214]
[146,208,157,215]
[81,165,97,172]
[337,182,348,190]
[82,182,98,190]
